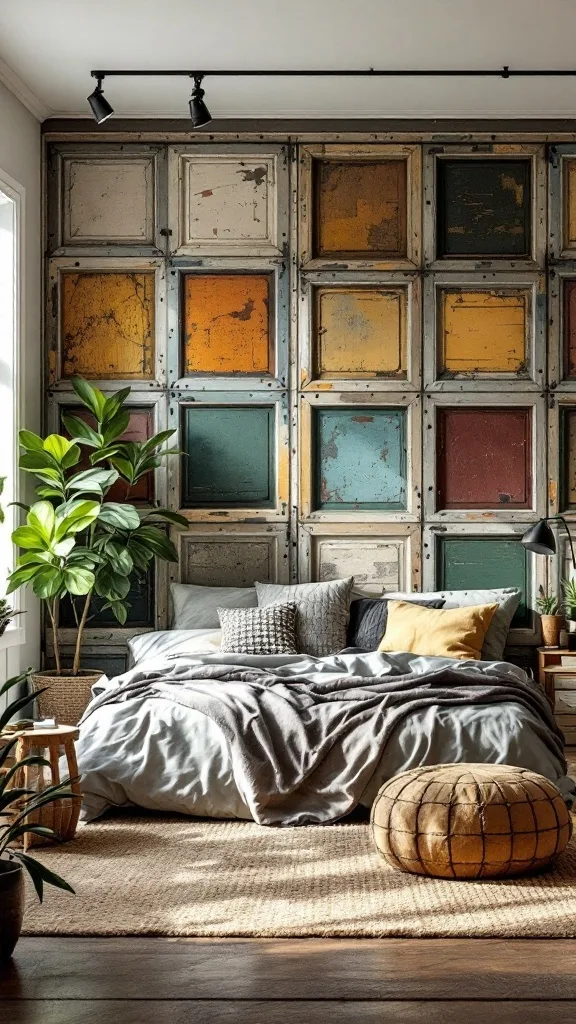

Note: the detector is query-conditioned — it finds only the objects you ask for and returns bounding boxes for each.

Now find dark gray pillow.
[347,597,446,651]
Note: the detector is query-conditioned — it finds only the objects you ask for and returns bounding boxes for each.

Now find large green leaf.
[97,503,140,530]
[102,388,131,424]
[100,599,128,625]
[63,566,95,595]
[94,565,131,601]
[67,468,118,495]
[19,429,45,452]
[103,541,133,576]
[140,429,177,455]
[12,525,48,551]
[20,451,58,472]
[27,501,56,542]
[61,412,101,448]
[102,410,130,446]
[31,566,64,600]
[71,377,106,421]
[142,508,189,528]
[54,499,100,540]
[43,434,73,463]
[133,525,178,562]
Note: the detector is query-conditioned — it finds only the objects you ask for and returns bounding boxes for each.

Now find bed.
[75,626,575,824]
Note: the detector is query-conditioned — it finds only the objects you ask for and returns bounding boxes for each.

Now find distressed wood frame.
[167,390,290,522]
[46,142,168,257]
[166,257,289,390]
[298,144,422,270]
[548,144,576,261]
[46,257,167,390]
[298,270,421,392]
[423,272,545,392]
[299,391,421,522]
[172,523,291,590]
[547,392,576,518]
[167,144,289,257]
[422,521,546,645]
[547,264,576,391]
[298,522,421,594]
[423,143,547,271]
[423,391,546,522]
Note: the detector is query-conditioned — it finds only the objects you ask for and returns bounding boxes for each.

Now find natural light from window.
[0,187,18,601]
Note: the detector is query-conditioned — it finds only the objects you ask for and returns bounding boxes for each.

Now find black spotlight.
[87,78,114,124]
[521,518,557,557]
[189,75,211,128]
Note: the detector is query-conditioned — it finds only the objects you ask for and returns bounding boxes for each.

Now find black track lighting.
[87,78,114,124]
[188,75,212,128]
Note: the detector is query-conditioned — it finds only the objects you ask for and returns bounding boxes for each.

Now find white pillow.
[170,583,257,629]
[128,629,221,665]
[385,588,521,661]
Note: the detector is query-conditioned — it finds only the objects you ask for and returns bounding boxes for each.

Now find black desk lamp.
[521,516,576,648]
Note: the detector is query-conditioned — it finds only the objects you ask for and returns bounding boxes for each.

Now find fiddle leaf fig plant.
[7,377,187,675]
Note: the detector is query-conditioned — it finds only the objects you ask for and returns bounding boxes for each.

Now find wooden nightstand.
[538,648,576,745]
[11,725,81,849]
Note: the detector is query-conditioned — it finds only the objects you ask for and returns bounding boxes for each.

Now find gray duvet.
[76,650,575,824]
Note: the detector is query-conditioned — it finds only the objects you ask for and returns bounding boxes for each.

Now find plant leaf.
[12,526,48,551]
[43,434,73,463]
[63,566,95,596]
[27,501,56,542]
[11,851,75,902]
[19,429,45,452]
[97,503,140,530]
[61,413,101,448]
[142,508,189,528]
[71,377,106,421]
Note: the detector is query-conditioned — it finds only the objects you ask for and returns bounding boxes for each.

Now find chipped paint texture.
[564,160,576,249]
[563,279,576,378]
[438,537,529,626]
[183,156,272,244]
[440,290,527,374]
[314,160,407,257]
[61,272,154,379]
[64,407,154,503]
[184,274,271,375]
[181,537,274,586]
[560,408,576,510]
[437,408,531,510]
[315,408,406,510]
[437,160,531,257]
[182,406,275,507]
[314,537,402,591]
[315,287,406,378]
[62,157,155,246]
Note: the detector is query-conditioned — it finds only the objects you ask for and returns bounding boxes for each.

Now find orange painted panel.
[314,160,407,258]
[314,287,406,377]
[61,272,154,379]
[184,274,271,375]
[439,290,528,374]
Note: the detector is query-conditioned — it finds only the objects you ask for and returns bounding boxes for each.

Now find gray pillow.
[255,577,354,657]
[384,588,521,661]
[171,583,257,629]
[347,597,446,650]
[218,604,298,656]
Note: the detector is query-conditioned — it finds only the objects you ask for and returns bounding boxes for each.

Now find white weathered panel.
[170,147,287,255]
[299,524,420,595]
[62,157,155,246]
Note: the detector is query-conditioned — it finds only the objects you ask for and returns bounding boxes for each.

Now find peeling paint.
[315,408,407,510]
[437,159,531,257]
[185,157,272,246]
[184,274,271,375]
[314,160,407,257]
[440,289,527,374]
[314,287,406,379]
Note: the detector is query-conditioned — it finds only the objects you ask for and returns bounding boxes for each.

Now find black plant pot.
[0,859,24,960]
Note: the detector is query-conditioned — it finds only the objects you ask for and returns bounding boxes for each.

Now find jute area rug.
[21,812,576,939]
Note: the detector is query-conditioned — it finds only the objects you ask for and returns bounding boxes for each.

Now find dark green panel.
[59,573,153,628]
[314,407,407,511]
[182,405,275,507]
[437,159,531,257]
[438,538,530,627]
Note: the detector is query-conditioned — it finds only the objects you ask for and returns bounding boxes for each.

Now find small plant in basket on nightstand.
[537,586,564,648]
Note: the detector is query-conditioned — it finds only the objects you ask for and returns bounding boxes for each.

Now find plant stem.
[72,591,92,676]
[47,600,61,674]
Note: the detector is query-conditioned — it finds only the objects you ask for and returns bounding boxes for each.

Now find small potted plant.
[0,672,76,960]
[536,586,564,648]
[6,377,187,724]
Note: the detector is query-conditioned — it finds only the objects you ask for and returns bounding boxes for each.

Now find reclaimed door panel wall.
[439,289,528,375]
[183,273,272,376]
[62,157,156,248]
[560,407,576,510]
[314,159,408,258]
[436,159,531,258]
[178,526,289,586]
[314,286,406,379]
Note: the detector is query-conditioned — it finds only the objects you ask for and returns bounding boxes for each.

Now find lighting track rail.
[87,66,576,126]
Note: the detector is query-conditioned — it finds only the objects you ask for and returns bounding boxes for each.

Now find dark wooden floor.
[1,937,576,1023]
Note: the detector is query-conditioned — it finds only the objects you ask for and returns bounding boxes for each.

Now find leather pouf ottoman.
[371,763,572,880]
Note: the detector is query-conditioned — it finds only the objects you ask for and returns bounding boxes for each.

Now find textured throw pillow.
[171,583,257,629]
[218,604,298,656]
[378,600,499,661]
[347,597,446,650]
[255,578,354,657]
[384,588,521,661]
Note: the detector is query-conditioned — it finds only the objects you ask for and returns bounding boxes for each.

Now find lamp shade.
[189,79,211,128]
[87,86,114,124]
[521,519,557,557]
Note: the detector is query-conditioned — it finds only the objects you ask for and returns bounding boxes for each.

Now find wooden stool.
[13,725,81,850]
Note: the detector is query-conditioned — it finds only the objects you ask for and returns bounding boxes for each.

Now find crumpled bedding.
[75,649,576,824]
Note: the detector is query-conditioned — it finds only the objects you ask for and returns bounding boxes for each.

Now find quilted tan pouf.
[371,763,572,880]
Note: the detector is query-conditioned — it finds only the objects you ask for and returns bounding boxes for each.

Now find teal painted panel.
[314,408,407,510]
[182,405,275,507]
[438,538,530,628]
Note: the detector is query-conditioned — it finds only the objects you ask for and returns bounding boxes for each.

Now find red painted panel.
[563,279,576,379]
[63,408,154,504]
[436,408,532,510]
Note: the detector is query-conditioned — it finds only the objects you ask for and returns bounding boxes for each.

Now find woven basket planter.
[540,614,565,648]
[30,669,103,726]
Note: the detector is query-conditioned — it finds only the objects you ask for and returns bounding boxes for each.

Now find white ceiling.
[1,0,576,122]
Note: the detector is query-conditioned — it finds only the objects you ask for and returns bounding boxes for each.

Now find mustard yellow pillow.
[377,600,499,661]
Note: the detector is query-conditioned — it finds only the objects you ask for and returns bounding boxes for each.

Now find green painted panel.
[437,159,531,258]
[314,408,407,510]
[438,538,529,628]
[182,405,275,507]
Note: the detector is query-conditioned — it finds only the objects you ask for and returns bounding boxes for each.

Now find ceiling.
[1,0,576,122]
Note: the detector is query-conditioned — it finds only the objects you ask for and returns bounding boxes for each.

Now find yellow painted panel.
[61,272,154,379]
[184,274,271,374]
[315,287,406,377]
[565,159,576,249]
[440,290,527,374]
[315,161,407,257]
